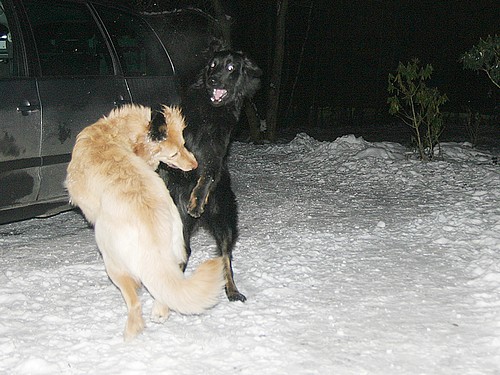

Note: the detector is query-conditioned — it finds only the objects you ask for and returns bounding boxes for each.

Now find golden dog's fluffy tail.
[140,256,225,314]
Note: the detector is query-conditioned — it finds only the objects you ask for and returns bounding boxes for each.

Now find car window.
[0,1,15,78]
[23,0,113,76]
[95,5,173,77]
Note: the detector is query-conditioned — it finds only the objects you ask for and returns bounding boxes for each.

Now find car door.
[0,0,42,211]
[94,4,180,108]
[22,0,132,202]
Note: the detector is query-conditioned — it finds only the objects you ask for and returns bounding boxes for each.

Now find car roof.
[13,0,136,12]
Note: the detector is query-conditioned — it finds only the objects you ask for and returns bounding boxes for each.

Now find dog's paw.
[187,195,205,218]
[188,176,213,218]
[123,315,145,342]
[226,289,247,303]
[151,301,170,324]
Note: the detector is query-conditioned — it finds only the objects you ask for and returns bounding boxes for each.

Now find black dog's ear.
[238,57,262,99]
[243,56,263,78]
[209,38,230,54]
[149,107,166,141]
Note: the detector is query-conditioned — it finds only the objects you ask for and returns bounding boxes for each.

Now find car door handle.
[17,100,40,116]
[114,96,131,106]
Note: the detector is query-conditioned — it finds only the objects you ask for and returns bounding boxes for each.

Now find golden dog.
[65,104,224,341]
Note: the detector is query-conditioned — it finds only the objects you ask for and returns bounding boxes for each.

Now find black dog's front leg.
[188,174,215,218]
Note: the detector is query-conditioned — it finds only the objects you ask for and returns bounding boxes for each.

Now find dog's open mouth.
[165,162,179,170]
[210,88,228,104]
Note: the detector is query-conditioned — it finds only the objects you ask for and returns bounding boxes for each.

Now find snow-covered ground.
[1,133,499,374]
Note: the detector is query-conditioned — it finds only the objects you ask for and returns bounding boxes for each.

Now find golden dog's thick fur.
[65,104,225,341]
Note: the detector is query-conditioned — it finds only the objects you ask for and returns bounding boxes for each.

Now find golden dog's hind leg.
[106,268,144,341]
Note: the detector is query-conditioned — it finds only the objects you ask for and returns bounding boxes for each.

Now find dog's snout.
[208,76,218,86]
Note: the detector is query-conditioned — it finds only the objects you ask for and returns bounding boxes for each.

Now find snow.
[1,133,499,374]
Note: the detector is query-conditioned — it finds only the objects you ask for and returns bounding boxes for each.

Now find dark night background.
[134,0,499,144]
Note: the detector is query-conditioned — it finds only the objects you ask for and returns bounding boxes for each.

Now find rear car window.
[23,0,113,76]
[0,1,16,78]
[95,4,173,77]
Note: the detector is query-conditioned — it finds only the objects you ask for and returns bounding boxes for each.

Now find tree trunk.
[285,1,314,123]
[265,0,288,142]
[211,0,231,46]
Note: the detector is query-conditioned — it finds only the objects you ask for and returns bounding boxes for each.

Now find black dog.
[160,43,262,302]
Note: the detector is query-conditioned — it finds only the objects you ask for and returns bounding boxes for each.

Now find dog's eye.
[227,63,234,71]
[170,151,179,158]
[210,61,216,69]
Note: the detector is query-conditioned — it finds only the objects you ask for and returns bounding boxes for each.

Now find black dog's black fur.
[160,42,262,302]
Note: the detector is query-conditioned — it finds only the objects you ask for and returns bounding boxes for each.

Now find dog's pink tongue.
[213,89,227,101]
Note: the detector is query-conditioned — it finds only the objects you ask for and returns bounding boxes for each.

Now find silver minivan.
[0,0,181,223]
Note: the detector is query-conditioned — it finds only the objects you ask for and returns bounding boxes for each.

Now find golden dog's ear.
[149,108,167,141]
[161,105,173,128]
[162,105,187,135]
